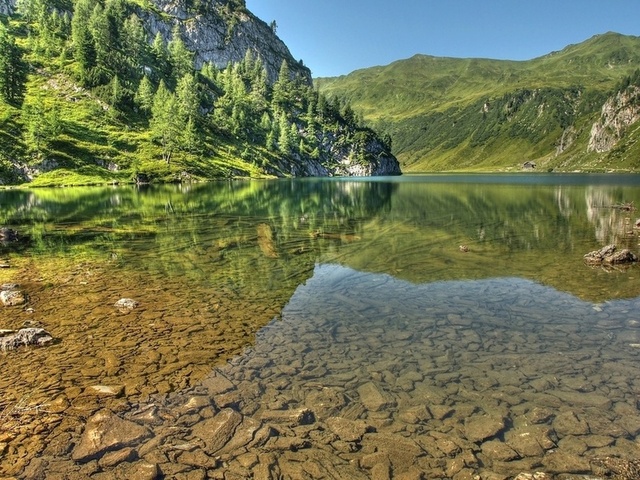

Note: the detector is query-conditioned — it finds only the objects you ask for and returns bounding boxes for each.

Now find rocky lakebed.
[2,259,640,480]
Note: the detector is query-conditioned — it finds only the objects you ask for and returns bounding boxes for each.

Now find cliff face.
[588,86,640,153]
[0,0,309,84]
[0,0,13,16]
[267,135,401,177]
[143,0,311,84]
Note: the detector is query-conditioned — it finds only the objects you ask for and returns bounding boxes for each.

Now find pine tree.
[0,24,27,104]
[168,25,193,83]
[277,113,291,154]
[150,80,179,164]
[122,14,148,79]
[272,60,292,110]
[134,74,154,115]
[71,0,97,84]
[151,32,170,83]
[106,74,124,117]
[175,73,199,124]
[22,96,61,154]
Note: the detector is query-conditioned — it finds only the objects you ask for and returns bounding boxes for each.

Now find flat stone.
[190,408,243,454]
[326,417,371,442]
[216,416,266,455]
[98,447,136,468]
[115,461,159,480]
[481,440,520,462]
[553,411,590,437]
[72,410,152,463]
[464,415,506,443]
[86,385,125,397]
[201,372,236,395]
[430,404,455,421]
[542,450,591,474]
[258,408,315,426]
[357,382,396,412]
[505,426,557,458]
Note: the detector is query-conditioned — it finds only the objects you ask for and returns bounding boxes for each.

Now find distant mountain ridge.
[316,32,640,172]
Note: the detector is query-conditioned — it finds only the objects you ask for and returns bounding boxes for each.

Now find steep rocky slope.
[141,0,311,84]
[588,86,640,153]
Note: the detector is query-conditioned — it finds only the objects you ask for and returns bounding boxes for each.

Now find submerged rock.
[0,328,53,351]
[114,298,139,313]
[584,244,638,265]
[0,289,27,307]
[72,410,152,463]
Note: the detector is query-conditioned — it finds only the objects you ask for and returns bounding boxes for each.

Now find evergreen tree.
[134,74,154,114]
[272,60,292,110]
[175,73,199,124]
[0,24,27,105]
[106,74,124,116]
[151,32,170,83]
[200,61,217,83]
[71,0,97,84]
[122,14,148,79]
[150,80,179,164]
[277,112,291,154]
[22,96,62,155]
[168,25,193,83]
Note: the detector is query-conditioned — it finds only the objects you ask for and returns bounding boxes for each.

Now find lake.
[1,174,640,479]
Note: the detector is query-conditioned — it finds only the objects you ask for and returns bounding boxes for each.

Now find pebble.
[3,263,640,479]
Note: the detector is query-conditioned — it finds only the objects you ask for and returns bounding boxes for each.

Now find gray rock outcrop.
[0,0,14,16]
[588,86,640,153]
[141,0,310,85]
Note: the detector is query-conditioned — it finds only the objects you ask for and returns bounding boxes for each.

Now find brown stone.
[258,408,315,426]
[98,447,136,468]
[357,382,396,412]
[542,450,591,474]
[86,385,125,397]
[464,415,506,443]
[326,417,371,442]
[481,440,520,462]
[553,411,590,437]
[72,410,152,463]
[190,408,243,454]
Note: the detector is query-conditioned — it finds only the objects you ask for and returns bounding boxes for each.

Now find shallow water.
[1,174,640,479]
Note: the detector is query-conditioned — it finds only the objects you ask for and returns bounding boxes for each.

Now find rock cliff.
[0,0,11,16]
[0,0,309,85]
[588,86,640,153]
[268,135,401,177]
[142,0,311,84]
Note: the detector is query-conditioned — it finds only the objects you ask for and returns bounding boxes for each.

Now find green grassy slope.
[316,32,640,172]
[0,0,397,186]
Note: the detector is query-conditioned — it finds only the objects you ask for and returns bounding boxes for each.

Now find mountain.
[316,32,640,172]
[0,0,399,185]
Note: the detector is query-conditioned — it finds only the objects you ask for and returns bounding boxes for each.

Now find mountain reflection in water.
[1,174,640,478]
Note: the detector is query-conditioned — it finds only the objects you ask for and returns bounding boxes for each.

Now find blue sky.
[245,0,640,78]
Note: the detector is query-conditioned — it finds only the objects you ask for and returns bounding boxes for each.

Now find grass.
[316,32,640,172]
